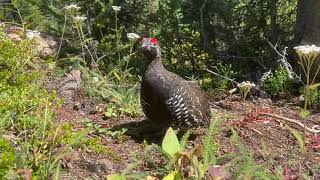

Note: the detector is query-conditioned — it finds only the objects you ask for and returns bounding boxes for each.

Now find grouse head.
[141,37,161,61]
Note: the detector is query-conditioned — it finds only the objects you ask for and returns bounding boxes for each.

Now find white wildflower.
[127,33,140,41]
[26,30,40,39]
[237,81,255,88]
[111,6,121,13]
[63,4,81,12]
[93,77,99,82]
[294,44,320,87]
[237,81,255,100]
[74,16,87,23]
[294,44,320,55]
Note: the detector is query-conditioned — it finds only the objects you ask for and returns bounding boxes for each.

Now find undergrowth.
[0,31,61,178]
[106,117,297,179]
[0,27,120,178]
[80,66,141,118]
[262,66,295,97]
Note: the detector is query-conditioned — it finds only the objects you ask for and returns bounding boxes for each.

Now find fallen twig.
[258,113,320,134]
[206,68,270,98]
[250,127,263,135]
[267,41,305,85]
[206,69,239,85]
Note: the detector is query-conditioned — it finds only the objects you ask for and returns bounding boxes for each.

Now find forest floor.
[49,74,320,180]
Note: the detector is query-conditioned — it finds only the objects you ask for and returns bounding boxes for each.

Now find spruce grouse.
[140,37,211,129]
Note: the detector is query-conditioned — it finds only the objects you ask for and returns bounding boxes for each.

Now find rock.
[37,33,59,58]
[57,69,82,105]
[3,24,59,59]
[6,33,22,42]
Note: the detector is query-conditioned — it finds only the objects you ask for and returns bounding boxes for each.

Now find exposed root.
[258,113,320,134]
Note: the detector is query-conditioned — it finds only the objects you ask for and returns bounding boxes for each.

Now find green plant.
[209,63,237,92]
[294,45,320,110]
[287,125,305,154]
[0,138,15,177]
[225,129,275,179]
[202,119,220,166]
[262,66,294,96]
[294,45,320,150]
[82,120,128,141]
[160,119,221,179]
[302,83,320,107]
[0,29,81,179]
[80,66,141,118]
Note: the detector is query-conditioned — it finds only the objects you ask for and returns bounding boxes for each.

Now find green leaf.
[286,125,305,153]
[162,171,179,180]
[162,127,181,157]
[54,162,61,180]
[106,174,126,180]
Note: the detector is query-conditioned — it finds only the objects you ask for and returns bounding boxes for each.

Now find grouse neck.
[147,56,164,69]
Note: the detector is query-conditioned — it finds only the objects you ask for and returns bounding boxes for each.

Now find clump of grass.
[80,66,141,118]
[225,129,275,179]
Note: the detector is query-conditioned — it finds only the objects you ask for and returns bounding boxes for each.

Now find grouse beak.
[142,45,150,51]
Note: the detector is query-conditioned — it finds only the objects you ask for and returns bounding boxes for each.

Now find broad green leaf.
[106,174,126,180]
[162,127,181,157]
[162,171,178,180]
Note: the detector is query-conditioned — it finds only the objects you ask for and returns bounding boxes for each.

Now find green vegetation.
[262,66,294,97]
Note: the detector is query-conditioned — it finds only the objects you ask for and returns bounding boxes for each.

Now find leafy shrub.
[305,88,320,107]
[262,66,294,97]
[0,33,62,178]
[0,138,15,177]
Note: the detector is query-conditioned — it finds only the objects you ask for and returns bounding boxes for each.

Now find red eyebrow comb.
[150,38,158,44]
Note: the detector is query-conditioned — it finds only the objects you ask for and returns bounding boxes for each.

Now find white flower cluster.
[74,16,87,23]
[237,81,255,100]
[127,33,140,41]
[294,44,320,55]
[237,81,255,89]
[26,29,40,39]
[63,4,81,12]
[112,6,121,13]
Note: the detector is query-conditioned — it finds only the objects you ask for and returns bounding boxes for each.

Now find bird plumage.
[140,38,211,129]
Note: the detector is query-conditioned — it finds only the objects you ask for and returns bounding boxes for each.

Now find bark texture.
[294,0,320,46]
[293,0,320,81]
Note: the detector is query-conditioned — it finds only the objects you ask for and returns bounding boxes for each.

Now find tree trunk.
[293,0,320,82]
[270,0,278,44]
[294,0,320,46]
[200,0,209,50]
[270,0,278,59]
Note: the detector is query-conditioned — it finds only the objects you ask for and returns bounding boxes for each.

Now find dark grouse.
[140,37,211,129]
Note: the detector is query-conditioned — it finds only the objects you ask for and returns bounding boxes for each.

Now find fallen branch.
[206,68,238,85]
[258,113,320,134]
[267,41,305,85]
[206,68,270,98]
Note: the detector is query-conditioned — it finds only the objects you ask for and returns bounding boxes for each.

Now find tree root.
[258,113,320,134]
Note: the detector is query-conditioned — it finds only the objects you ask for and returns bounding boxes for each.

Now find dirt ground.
[51,91,320,179]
